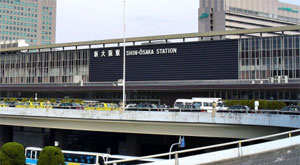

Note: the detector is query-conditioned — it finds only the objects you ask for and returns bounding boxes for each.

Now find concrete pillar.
[0,125,13,148]
[51,129,67,149]
[125,134,141,156]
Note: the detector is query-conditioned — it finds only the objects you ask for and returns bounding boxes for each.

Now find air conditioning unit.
[250,80,255,84]
[268,77,274,84]
[259,80,264,84]
[274,76,281,83]
[281,75,288,83]
[79,80,83,86]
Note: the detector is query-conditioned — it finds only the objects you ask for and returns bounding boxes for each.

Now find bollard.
[238,141,242,157]
[175,152,179,165]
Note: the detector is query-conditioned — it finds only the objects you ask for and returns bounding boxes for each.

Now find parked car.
[0,101,9,107]
[7,101,17,107]
[227,105,250,111]
[281,106,300,112]
[85,103,117,111]
[54,102,84,110]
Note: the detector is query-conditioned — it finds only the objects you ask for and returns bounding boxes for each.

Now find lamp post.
[169,136,185,159]
[122,0,126,110]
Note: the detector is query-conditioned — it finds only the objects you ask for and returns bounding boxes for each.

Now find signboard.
[278,7,298,13]
[93,48,178,58]
[89,40,238,82]
[199,12,209,19]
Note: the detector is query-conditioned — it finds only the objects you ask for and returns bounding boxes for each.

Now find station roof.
[0,25,300,53]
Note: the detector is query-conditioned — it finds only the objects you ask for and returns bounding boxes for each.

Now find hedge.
[224,100,286,110]
[37,146,65,165]
[0,142,25,165]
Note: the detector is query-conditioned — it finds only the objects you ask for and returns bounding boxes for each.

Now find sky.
[56,0,300,43]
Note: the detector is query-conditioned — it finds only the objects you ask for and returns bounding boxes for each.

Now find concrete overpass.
[0,108,299,140]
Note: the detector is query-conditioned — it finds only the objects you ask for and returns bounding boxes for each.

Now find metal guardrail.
[124,108,300,115]
[104,128,300,165]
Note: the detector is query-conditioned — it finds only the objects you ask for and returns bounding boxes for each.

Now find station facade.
[0,26,299,105]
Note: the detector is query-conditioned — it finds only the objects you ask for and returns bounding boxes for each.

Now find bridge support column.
[125,134,141,156]
[51,129,67,149]
[0,125,13,148]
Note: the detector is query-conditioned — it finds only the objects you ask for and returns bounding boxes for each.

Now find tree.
[37,146,65,165]
[2,98,9,102]
[8,98,18,102]
[21,98,28,102]
[0,142,25,165]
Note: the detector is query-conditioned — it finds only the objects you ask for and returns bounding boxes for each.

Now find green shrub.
[224,100,286,110]
[73,99,83,104]
[29,98,35,102]
[37,146,65,165]
[37,98,47,102]
[21,98,28,102]
[2,98,9,102]
[61,99,72,103]
[8,98,18,102]
[0,142,25,165]
[49,98,56,103]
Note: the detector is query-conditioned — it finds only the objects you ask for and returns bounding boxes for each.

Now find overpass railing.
[125,108,300,115]
[104,128,300,165]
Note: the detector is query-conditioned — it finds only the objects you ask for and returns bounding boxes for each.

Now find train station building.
[0,26,299,105]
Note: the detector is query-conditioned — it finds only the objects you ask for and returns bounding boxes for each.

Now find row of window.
[0,36,37,43]
[0,9,38,17]
[0,0,39,8]
[240,36,300,51]
[42,16,52,21]
[0,15,38,22]
[43,6,52,11]
[1,21,37,27]
[42,21,52,25]
[1,31,37,38]
[42,26,52,30]
[1,26,37,32]
[42,36,51,40]
[0,4,38,13]
[42,31,51,35]
[42,11,52,16]
[239,35,300,79]
[228,7,300,24]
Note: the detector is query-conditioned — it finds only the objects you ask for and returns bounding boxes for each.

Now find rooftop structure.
[199,0,300,38]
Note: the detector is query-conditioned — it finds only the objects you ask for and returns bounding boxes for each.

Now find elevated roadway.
[0,108,299,139]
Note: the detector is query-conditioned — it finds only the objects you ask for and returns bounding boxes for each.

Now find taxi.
[15,102,30,108]
[15,102,52,109]
[28,102,52,109]
[85,103,116,111]
[0,101,9,108]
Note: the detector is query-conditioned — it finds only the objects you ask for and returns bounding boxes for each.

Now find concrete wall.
[0,125,12,148]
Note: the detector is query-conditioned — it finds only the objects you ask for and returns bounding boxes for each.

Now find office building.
[0,0,56,45]
[198,0,300,34]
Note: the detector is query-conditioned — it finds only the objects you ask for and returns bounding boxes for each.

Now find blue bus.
[25,147,110,165]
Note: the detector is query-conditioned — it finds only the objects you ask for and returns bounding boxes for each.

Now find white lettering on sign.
[93,48,177,58]
[156,48,177,54]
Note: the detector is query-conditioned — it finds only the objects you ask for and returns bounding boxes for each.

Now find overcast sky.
[56,0,300,43]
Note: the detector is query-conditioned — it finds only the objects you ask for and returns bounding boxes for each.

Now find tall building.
[0,0,56,46]
[198,0,300,34]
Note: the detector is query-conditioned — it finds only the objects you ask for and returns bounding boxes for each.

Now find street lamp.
[122,0,126,110]
[169,136,185,159]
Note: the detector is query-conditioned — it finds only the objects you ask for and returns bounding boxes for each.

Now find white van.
[192,98,227,112]
[174,99,193,109]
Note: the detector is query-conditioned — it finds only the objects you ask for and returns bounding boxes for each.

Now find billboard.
[89,39,238,82]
